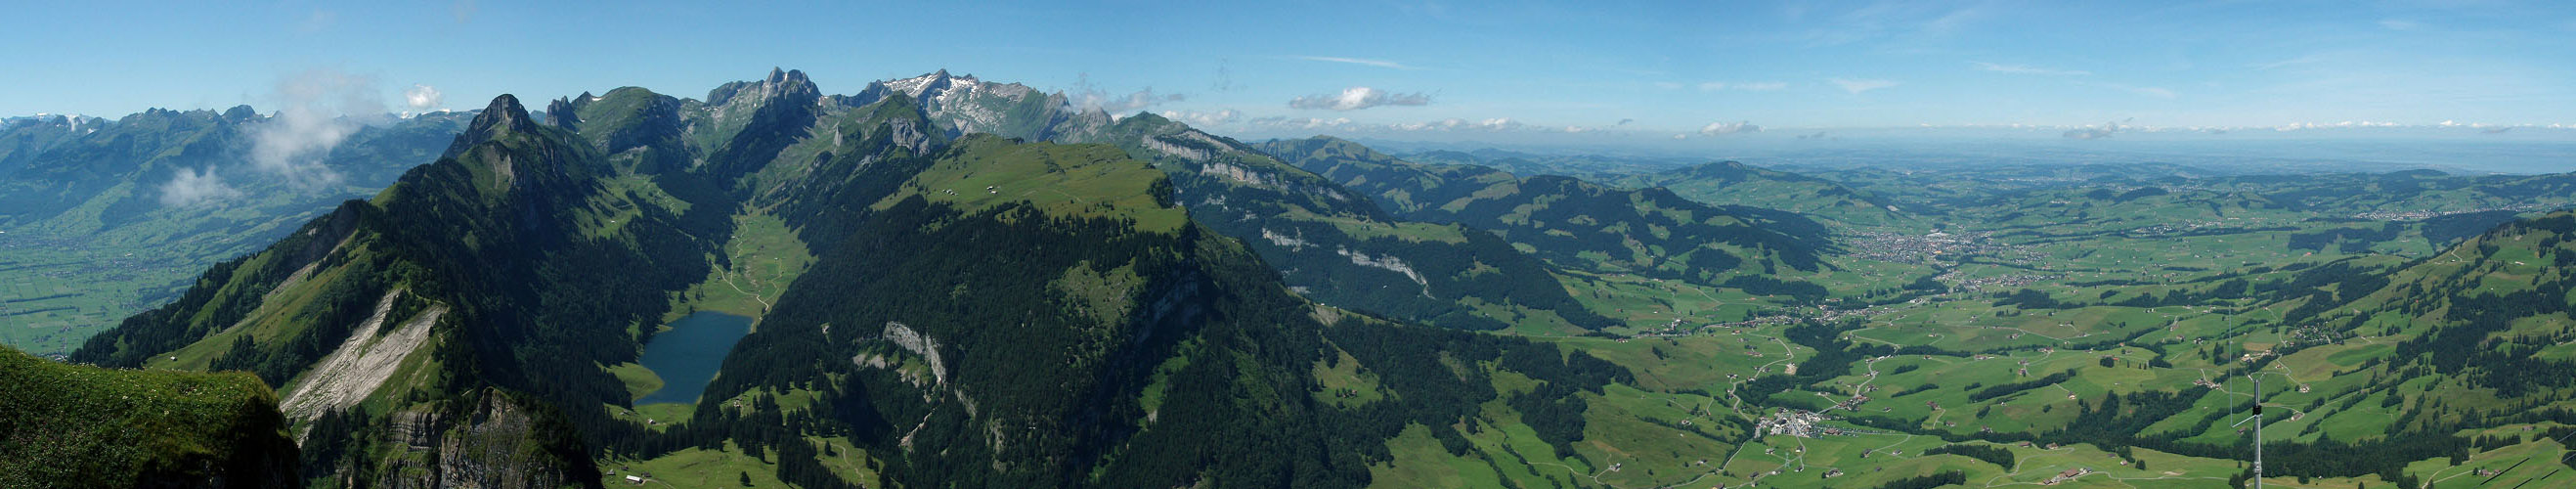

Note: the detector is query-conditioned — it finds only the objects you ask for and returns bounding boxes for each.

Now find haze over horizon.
[8,1,2575,146]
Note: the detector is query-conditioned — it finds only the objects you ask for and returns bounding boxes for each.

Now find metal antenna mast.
[2231,375,2266,489]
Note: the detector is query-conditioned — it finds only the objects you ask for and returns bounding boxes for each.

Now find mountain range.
[11,67,2576,489]
[0,107,470,355]
[47,69,1654,487]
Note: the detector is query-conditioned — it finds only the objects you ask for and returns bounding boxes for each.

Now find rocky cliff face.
[545,97,581,131]
[699,68,822,178]
[370,389,600,489]
[707,67,820,109]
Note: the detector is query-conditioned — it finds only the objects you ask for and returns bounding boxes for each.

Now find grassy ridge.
[1063,115,1617,333]
[878,135,1188,234]
[0,345,298,487]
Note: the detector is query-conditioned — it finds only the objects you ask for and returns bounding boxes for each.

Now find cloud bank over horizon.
[1289,87,1432,111]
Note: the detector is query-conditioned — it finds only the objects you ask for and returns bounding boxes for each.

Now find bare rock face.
[279,292,444,422]
[884,115,933,155]
[857,69,1069,140]
[706,67,820,109]
[881,321,947,385]
[371,389,601,489]
[700,67,823,178]
[546,97,580,132]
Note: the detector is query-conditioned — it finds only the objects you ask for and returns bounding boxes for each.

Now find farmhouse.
[2043,467,2089,485]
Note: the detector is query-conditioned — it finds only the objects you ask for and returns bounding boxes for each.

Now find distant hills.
[2336,209,2576,402]
[0,107,469,229]
[1612,160,1908,227]
[1396,148,1697,180]
[1387,148,1907,227]
[1260,136,1837,290]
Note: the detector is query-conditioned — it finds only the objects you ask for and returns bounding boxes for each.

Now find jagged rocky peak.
[881,68,971,98]
[110,108,220,129]
[19,112,98,127]
[221,105,259,122]
[707,67,821,108]
[766,67,805,85]
[546,97,580,131]
[441,94,539,159]
[469,94,535,134]
[779,68,820,104]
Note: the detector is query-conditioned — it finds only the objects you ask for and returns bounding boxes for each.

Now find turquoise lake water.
[633,311,753,406]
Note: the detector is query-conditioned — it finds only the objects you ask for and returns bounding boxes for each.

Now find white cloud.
[2273,120,2404,131]
[2254,54,2326,70]
[1249,116,1353,130]
[1159,109,1241,126]
[2379,20,2418,30]
[1069,73,1184,114]
[1292,56,1416,69]
[404,84,444,111]
[1289,87,1430,111]
[1653,81,1684,89]
[1391,117,1517,131]
[2063,120,2121,140]
[1687,81,1787,91]
[1300,117,1537,133]
[159,167,241,206]
[1972,62,2090,76]
[1828,77,1899,94]
[252,68,389,188]
[1078,88,1184,113]
[1243,114,1656,135]
[1699,120,1762,136]
[1672,134,1689,140]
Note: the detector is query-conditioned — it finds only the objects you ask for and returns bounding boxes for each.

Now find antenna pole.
[2252,375,2263,489]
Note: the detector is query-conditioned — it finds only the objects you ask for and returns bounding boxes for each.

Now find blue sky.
[7,1,2574,142]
